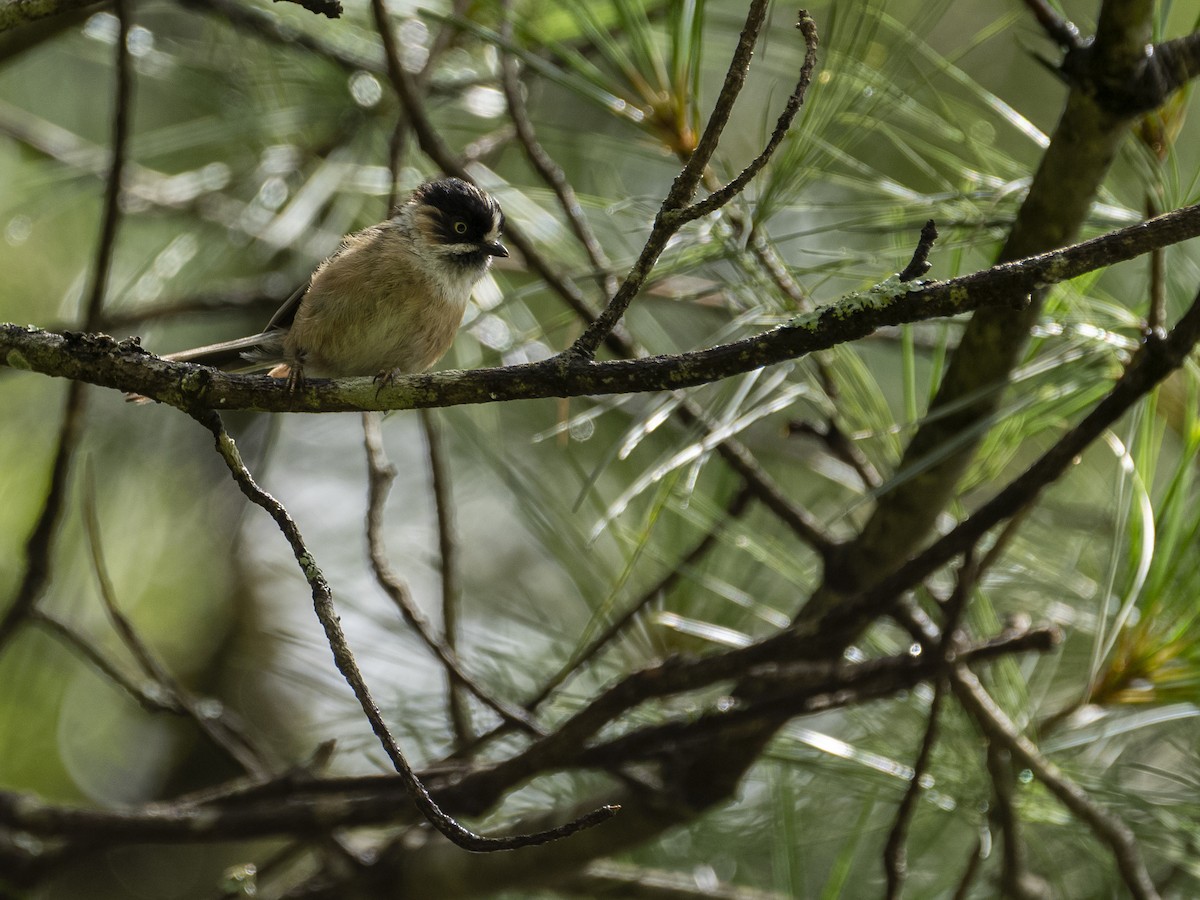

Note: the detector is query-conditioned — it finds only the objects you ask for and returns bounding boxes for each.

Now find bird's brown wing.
[263,281,308,333]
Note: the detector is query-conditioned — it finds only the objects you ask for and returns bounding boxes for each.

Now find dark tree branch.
[841,282,1200,628]
[271,0,340,19]
[8,200,1200,412]
[494,625,1057,775]
[0,626,1056,853]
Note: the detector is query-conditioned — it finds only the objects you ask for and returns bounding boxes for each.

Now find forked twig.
[570,7,821,359]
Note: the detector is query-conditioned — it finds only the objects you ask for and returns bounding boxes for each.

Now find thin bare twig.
[528,485,755,712]
[950,836,986,900]
[29,609,183,715]
[1147,196,1166,334]
[984,739,1040,898]
[671,12,820,226]
[81,466,270,777]
[196,407,615,851]
[0,384,83,654]
[383,118,407,213]
[975,507,1031,581]
[952,665,1160,900]
[882,679,946,899]
[0,0,131,653]
[881,553,974,898]
[660,0,772,209]
[570,6,819,359]
[83,0,131,327]
[1022,0,1084,51]
[786,418,882,489]
[499,0,616,299]
[362,413,541,737]
[682,403,835,557]
[419,408,473,745]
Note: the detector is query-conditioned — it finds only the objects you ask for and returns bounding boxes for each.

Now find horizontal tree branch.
[4,201,1200,413]
[567,625,1055,770]
[0,625,1056,850]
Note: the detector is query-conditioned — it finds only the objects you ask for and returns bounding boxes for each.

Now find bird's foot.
[373,368,400,400]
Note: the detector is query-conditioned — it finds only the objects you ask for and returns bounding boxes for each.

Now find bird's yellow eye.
[453,221,467,235]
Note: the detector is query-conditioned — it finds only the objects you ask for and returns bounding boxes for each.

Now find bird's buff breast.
[286,237,471,377]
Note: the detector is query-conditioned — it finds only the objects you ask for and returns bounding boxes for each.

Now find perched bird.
[150,177,506,393]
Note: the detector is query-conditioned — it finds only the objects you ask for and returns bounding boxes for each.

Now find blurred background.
[3,0,1200,897]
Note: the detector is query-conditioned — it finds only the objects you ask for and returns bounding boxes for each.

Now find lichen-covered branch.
[4,201,1200,412]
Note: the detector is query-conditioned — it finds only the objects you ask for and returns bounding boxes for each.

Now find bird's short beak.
[482,240,509,258]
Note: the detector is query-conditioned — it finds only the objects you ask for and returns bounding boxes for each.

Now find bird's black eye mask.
[416,178,502,248]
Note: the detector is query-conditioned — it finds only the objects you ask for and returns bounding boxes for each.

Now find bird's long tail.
[127,331,287,403]
[164,332,281,370]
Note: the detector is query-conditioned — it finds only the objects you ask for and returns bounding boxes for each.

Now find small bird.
[150,177,506,393]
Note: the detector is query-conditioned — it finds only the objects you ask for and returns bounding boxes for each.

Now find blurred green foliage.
[4,0,1200,897]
